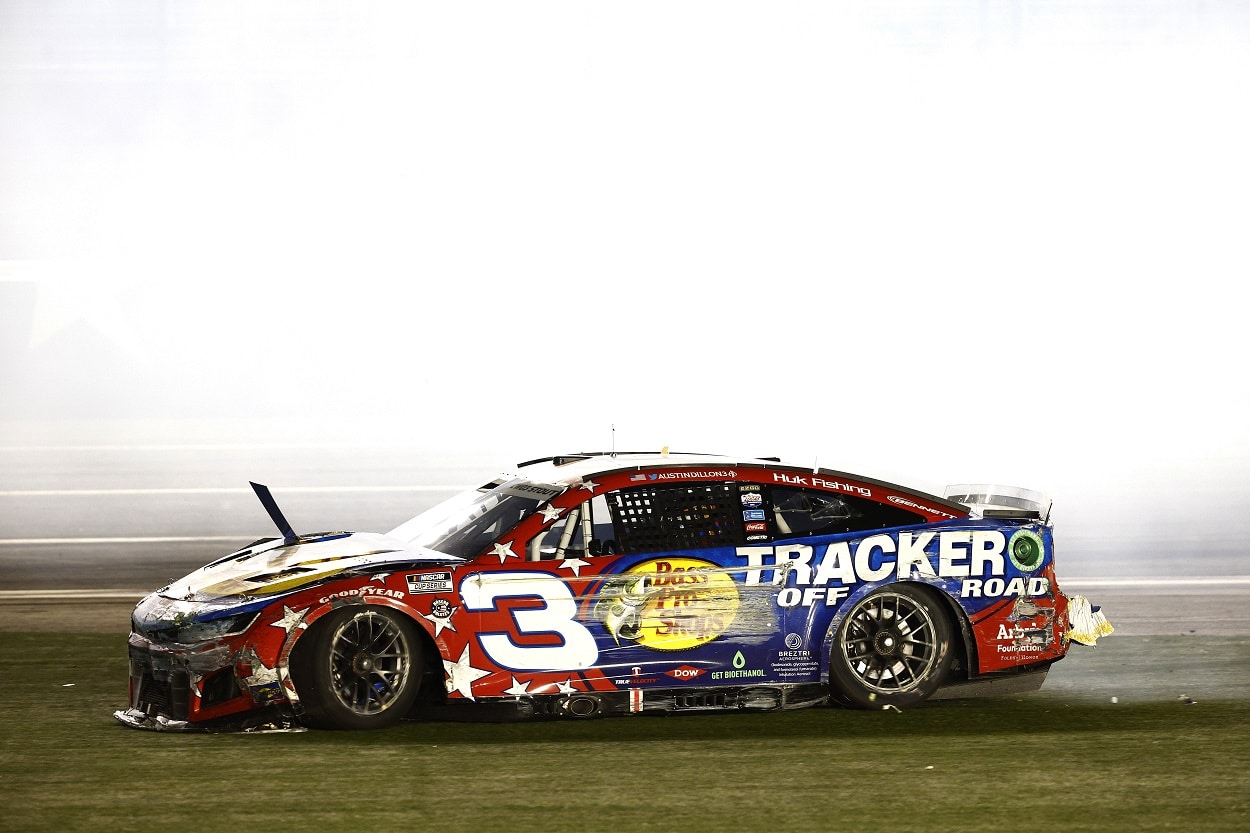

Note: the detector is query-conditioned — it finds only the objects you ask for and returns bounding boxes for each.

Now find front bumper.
[118,631,293,730]
[112,704,303,733]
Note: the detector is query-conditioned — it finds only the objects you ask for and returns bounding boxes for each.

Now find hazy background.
[3,1,1249,579]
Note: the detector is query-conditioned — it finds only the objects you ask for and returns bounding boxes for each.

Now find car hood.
[154,531,462,604]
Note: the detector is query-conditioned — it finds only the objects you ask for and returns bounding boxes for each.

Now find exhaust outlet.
[562,695,601,717]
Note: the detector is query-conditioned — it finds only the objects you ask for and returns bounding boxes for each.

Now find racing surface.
[0,439,498,590]
[2,438,1248,705]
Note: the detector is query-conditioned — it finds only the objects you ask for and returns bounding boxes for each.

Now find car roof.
[510,451,970,519]
[513,451,774,482]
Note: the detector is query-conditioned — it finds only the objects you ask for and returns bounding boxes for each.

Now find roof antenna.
[611,424,616,458]
[813,456,819,474]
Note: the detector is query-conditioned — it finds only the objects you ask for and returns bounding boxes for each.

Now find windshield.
[387,477,565,559]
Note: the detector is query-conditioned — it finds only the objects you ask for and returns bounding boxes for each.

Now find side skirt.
[930,665,1052,700]
[411,683,830,723]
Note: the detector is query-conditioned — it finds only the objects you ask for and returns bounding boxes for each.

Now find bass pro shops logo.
[594,557,740,651]
[736,529,1050,608]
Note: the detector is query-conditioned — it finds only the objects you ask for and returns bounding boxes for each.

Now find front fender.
[274,595,444,711]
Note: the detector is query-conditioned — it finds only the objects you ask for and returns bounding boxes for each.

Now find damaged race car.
[115,452,1112,732]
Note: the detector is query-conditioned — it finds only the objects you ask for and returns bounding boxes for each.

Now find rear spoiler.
[943,484,1052,524]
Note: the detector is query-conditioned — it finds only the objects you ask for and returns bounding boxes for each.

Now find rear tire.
[828,584,952,709]
[289,607,423,730]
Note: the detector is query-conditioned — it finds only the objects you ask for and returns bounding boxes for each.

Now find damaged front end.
[115,591,302,733]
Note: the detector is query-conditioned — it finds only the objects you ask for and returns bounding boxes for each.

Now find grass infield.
[1,632,1247,833]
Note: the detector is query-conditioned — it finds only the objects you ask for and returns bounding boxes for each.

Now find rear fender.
[818,579,973,685]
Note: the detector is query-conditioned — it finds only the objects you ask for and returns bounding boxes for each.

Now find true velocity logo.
[736,529,1050,608]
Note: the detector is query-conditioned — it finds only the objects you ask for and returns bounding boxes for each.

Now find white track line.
[0,536,248,545]
[0,485,467,497]
[0,589,146,599]
[0,444,478,452]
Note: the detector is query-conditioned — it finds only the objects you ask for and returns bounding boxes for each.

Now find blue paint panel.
[569,520,1053,687]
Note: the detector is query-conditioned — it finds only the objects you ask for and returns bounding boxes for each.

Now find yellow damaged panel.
[166,534,406,601]
[197,565,350,598]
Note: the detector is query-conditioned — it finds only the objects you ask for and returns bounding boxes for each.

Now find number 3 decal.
[460,572,599,671]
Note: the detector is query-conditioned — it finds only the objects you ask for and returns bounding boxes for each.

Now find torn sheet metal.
[113,706,305,733]
[1065,594,1115,646]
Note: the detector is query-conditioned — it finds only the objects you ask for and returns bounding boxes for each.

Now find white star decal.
[245,661,280,691]
[443,645,490,700]
[419,605,458,637]
[504,676,532,696]
[560,558,591,577]
[557,678,578,694]
[539,504,563,523]
[238,647,280,690]
[370,573,390,583]
[270,606,309,634]
[579,479,598,493]
[491,542,518,563]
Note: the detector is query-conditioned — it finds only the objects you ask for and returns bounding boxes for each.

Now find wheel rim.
[327,611,412,716]
[839,591,939,695]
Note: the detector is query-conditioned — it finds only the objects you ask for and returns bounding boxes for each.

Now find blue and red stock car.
[115,452,1109,731]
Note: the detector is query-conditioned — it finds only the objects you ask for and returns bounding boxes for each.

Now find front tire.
[828,584,953,709]
[290,607,424,730]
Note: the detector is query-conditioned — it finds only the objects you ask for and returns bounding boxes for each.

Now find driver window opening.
[607,482,744,553]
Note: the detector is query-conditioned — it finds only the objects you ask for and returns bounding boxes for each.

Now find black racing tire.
[828,584,953,710]
[289,606,424,730]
